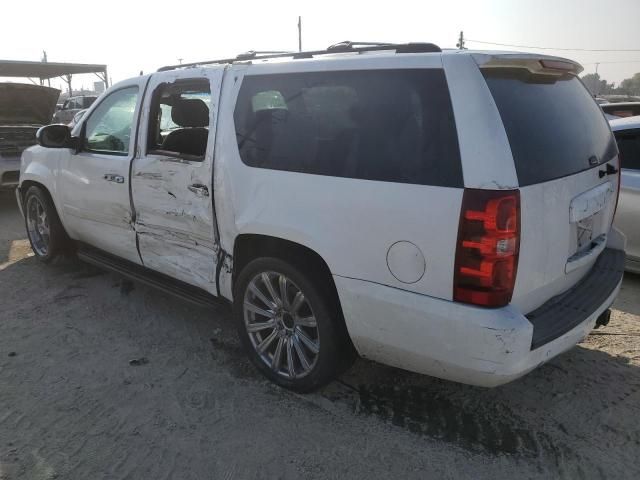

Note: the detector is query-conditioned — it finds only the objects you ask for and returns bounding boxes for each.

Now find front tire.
[234,257,353,392]
[23,186,70,263]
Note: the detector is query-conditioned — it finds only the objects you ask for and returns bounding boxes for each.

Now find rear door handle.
[188,184,209,197]
[104,174,125,184]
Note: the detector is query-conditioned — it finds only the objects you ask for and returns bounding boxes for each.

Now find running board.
[76,245,224,309]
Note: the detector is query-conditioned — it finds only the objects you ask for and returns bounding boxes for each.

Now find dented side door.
[131,67,225,294]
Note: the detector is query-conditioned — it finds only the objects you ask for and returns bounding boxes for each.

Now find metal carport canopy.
[0,60,106,79]
[0,60,108,93]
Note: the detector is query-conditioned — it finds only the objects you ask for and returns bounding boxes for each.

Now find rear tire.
[234,257,354,392]
[23,186,71,263]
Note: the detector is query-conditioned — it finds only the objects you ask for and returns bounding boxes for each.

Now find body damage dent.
[136,222,216,287]
[215,248,233,299]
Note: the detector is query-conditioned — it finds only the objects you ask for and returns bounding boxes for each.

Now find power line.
[582,60,640,65]
[466,39,640,52]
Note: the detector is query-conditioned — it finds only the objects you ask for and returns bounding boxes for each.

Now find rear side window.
[615,129,640,170]
[483,69,617,186]
[234,69,462,187]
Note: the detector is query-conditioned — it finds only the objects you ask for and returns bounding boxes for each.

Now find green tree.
[581,73,614,96]
[618,73,640,96]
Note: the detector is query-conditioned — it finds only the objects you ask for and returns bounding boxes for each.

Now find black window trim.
[81,85,140,157]
[146,77,211,162]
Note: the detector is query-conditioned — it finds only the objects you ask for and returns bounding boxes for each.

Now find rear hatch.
[478,57,619,313]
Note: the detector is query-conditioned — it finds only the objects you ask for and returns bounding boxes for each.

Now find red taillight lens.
[454,189,521,308]
[539,59,576,71]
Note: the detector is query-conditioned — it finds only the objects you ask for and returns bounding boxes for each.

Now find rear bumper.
[335,248,625,387]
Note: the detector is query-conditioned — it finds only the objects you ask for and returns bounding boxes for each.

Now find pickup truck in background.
[0,83,59,189]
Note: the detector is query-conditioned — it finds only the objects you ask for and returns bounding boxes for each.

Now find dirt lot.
[1,191,639,479]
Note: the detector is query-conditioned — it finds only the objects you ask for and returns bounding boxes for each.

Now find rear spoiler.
[472,53,583,76]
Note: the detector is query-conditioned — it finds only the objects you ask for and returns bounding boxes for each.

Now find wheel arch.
[233,234,335,293]
[231,234,349,332]
[20,180,69,238]
[20,179,56,210]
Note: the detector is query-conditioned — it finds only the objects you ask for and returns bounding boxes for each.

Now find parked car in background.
[0,83,59,190]
[68,109,87,129]
[601,102,640,119]
[610,116,640,273]
[52,95,97,124]
[18,44,625,392]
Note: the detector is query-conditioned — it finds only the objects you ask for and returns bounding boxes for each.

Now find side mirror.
[36,124,77,149]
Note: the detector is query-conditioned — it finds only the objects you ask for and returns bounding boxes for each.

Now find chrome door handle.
[104,174,125,184]
[188,184,209,197]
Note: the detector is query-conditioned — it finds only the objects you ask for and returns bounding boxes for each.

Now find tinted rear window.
[234,69,462,187]
[483,69,617,186]
[615,129,640,170]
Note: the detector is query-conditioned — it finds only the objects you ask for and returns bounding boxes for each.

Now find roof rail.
[157,41,442,72]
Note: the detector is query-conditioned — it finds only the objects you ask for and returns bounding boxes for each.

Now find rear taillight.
[454,189,521,308]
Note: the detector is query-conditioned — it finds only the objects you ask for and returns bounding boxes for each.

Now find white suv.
[18,43,626,392]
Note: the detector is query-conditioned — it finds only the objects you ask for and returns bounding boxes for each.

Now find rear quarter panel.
[214,58,463,301]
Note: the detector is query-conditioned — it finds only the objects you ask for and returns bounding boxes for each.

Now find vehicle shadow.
[320,328,640,475]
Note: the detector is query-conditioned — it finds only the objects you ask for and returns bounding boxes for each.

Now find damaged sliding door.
[131,67,225,294]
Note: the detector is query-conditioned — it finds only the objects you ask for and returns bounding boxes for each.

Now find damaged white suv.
[18,42,626,392]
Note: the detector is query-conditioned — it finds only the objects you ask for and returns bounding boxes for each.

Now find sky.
[1,0,639,92]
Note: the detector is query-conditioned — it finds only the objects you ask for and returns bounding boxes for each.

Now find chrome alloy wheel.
[243,271,320,379]
[26,196,50,256]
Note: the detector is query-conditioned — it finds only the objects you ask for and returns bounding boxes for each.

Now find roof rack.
[157,41,441,72]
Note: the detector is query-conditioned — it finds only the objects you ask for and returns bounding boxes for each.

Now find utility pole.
[456,31,466,50]
[178,58,183,65]
[298,16,302,52]
[42,50,51,87]
[595,62,600,96]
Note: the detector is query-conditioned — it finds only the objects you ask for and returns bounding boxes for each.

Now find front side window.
[233,69,462,187]
[85,87,138,155]
[615,129,640,170]
[147,79,211,159]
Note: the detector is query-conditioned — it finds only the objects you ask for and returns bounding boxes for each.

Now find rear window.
[483,69,617,186]
[615,129,640,170]
[233,69,462,187]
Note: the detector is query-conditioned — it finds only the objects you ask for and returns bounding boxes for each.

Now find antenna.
[298,16,302,52]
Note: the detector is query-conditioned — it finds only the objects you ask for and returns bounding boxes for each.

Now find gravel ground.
[1,190,639,479]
